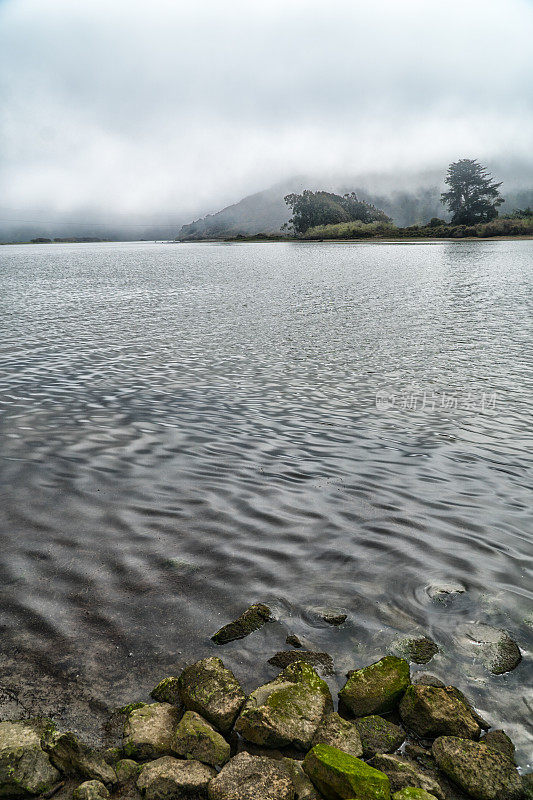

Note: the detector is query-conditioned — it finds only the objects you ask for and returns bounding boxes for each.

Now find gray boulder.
[354,715,405,757]
[208,752,295,800]
[399,685,480,739]
[172,711,230,767]
[150,677,182,706]
[235,661,333,750]
[372,754,443,799]
[42,730,116,785]
[432,736,523,800]
[0,719,60,797]
[123,702,180,760]
[311,712,363,759]
[339,656,410,717]
[137,756,215,800]
[178,657,245,734]
[72,780,110,800]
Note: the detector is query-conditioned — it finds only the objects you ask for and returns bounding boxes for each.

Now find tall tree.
[441,159,504,225]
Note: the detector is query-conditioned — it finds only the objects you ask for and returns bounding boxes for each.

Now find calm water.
[0,240,532,763]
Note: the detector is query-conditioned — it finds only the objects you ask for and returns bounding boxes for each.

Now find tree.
[284,190,390,234]
[441,159,504,225]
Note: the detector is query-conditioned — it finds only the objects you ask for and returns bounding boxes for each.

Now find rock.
[208,752,295,800]
[123,703,180,760]
[392,790,439,800]
[458,623,522,675]
[235,661,333,750]
[372,755,443,799]
[445,687,490,730]
[137,756,215,800]
[72,780,110,800]
[354,715,405,757]
[115,758,141,783]
[393,638,439,665]
[211,603,272,645]
[281,758,323,800]
[426,584,466,604]
[338,656,410,717]
[172,711,230,768]
[178,657,245,734]
[311,712,363,759]
[0,719,60,797]
[268,651,334,675]
[522,772,533,800]
[303,744,390,800]
[399,685,480,739]
[480,730,515,762]
[319,611,347,626]
[150,677,182,706]
[286,634,303,648]
[413,675,445,688]
[432,736,523,800]
[42,730,116,785]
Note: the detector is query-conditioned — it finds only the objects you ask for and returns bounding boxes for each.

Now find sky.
[1,0,533,225]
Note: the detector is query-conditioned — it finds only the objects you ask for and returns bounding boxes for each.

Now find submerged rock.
[150,677,182,706]
[392,790,439,800]
[0,719,60,797]
[123,702,180,760]
[522,772,533,800]
[311,712,363,759]
[72,780,109,800]
[319,610,347,626]
[172,711,230,768]
[481,729,515,762]
[426,584,466,604]
[432,736,523,800]
[354,715,405,757]
[458,623,522,675]
[339,656,410,717]
[399,685,480,740]
[286,634,303,648]
[208,752,295,800]
[372,755,443,799]
[281,757,323,800]
[393,637,439,665]
[178,657,245,734]
[235,661,333,750]
[211,603,272,645]
[137,756,215,800]
[268,650,334,675]
[42,730,116,785]
[413,675,445,688]
[303,744,390,800]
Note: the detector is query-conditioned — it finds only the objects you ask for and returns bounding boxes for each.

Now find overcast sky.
[1,0,532,221]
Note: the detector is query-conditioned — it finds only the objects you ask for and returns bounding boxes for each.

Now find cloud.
[1,0,532,219]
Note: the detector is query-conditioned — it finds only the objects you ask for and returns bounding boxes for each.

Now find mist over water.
[0,240,531,765]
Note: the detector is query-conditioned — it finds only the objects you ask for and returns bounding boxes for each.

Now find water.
[0,240,531,764]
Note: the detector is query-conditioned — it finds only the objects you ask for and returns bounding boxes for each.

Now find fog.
[1,0,532,232]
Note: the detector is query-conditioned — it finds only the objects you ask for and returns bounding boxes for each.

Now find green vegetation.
[283,190,390,234]
[441,159,504,224]
[303,215,533,240]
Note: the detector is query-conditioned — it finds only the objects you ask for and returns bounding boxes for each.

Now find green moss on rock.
[339,656,410,717]
[178,657,245,734]
[0,719,60,797]
[150,677,182,705]
[211,603,272,644]
[392,790,439,800]
[432,736,523,800]
[354,715,405,757]
[172,710,230,767]
[72,780,110,800]
[399,685,480,739]
[303,744,390,800]
[123,702,180,760]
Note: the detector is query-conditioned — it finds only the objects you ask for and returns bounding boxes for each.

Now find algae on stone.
[354,715,405,758]
[115,758,141,784]
[123,702,180,760]
[281,757,323,800]
[150,676,182,706]
[399,685,480,740]
[481,730,515,762]
[235,661,333,750]
[303,744,390,800]
[268,651,334,675]
[0,719,60,797]
[72,780,110,800]
[392,790,439,800]
[339,656,410,717]
[211,603,272,645]
[178,657,245,734]
[208,752,295,800]
[372,755,443,799]
[311,712,363,759]
[171,710,230,767]
[42,730,116,785]
[432,736,523,800]
[137,755,215,800]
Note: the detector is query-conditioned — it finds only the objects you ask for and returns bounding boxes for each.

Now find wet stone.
[123,703,180,760]
[137,756,215,800]
[150,677,182,706]
[481,729,515,762]
[372,754,444,799]
[457,623,522,675]
[115,758,141,784]
[268,651,334,675]
[42,730,116,786]
[432,736,523,800]
[399,685,480,740]
[72,780,110,800]
[355,715,406,758]
[303,744,390,800]
[0,719,60,797]
[211,603,272,645]
[207,752,295,800]
[178,657,245,734]
[311,712,363,759]
[339,655,410,717]
[171,711,230,768]
[286,634,303,648]
[392,790,439,800]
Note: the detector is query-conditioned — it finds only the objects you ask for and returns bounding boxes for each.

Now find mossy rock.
[123,702,180,760]
[354,715,405,757]
[211,603,272,644]
[235,661,333,750]
[432,736,523,800]
[392,637,439,665]
[339,656,410,717]
[178,657,245,734]
[311,712,363,759]
[72,780,110,800]
[137,756,215,800]
[282,757,323,800]
[372,755,443,799]
[172,710,230,767]
[115,758,141,784]
[208,752,295,800]
[392,790,439,800]
[41,730,116,785]
[268,651,334,675]
[150,676,182,705]
[481,730,515,763]
[303,744,390,799]
[399,685,480,740]
[0,719,60,797]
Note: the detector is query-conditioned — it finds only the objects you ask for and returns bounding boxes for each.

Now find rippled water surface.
[0,240,532,763]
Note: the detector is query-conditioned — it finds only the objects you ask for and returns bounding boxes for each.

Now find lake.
[0,240,531,765]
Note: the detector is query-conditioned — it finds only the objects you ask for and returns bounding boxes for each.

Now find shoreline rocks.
[211,603,272,645]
